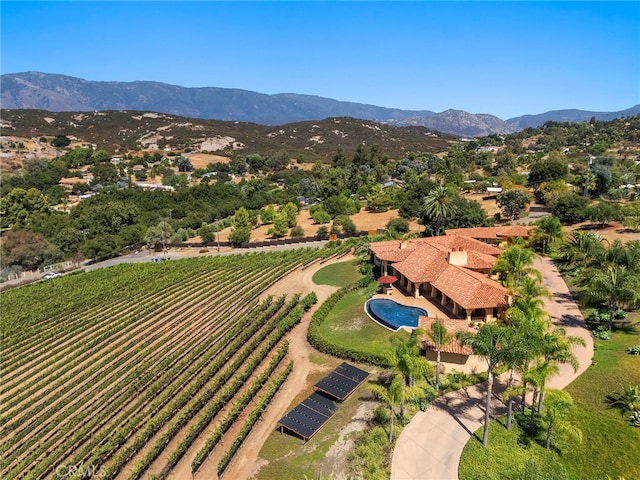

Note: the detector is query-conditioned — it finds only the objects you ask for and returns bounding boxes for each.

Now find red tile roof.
[369,235,509,311]
[430,265,508,309]
[445,225,530,240]
[419,317,475,355]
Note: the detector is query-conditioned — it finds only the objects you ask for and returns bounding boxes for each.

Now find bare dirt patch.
[187,153,231,169]
[567,220,640,244]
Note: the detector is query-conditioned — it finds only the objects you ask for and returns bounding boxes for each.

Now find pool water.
[365,298,428,331]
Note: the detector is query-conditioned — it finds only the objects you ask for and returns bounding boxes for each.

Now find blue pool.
[365,298,428,331]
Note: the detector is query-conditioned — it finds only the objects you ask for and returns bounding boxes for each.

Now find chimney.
[399,240,407,250]
[448,246,468,266]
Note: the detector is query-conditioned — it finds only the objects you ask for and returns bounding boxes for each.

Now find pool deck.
[371,287,486,374]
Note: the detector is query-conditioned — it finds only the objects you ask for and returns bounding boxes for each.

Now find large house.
[369,235,512,323]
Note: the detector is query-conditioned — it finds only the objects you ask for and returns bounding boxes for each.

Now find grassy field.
[459,314,640,480]
[316,289,410,361]
[311,260,363,287]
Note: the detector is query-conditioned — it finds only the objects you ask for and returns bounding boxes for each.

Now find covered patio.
[369,236,511,324]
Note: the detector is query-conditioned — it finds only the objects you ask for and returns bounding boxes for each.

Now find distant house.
[133,183,175,192]
[59,177,89,186]
[58,177,90,191]
[381,179,403,189]
[369,235,511,323]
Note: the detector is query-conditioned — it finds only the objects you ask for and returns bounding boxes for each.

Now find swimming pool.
[365,298,428,331]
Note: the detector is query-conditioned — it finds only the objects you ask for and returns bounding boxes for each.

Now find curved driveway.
[391,256,594,480]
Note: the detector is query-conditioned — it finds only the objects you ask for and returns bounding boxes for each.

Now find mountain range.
[2,72,639,137]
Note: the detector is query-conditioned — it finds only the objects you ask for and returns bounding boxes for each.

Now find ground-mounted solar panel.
[278,392,336,442]
[314,363,370,401]
[328,371,359,389]
[279,415,315,440]
[302,392,336,417]
[336,362,369,383]
[278,364,369,441]
[295,403,328,425]
[315,378,350,400]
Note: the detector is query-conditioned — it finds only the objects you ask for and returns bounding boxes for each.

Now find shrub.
[592,327,611,340]
[627,345,640,355]
[386,217,409,234]
[290,225,305,237]
[334,215,357,233]
[316,225,329,239]
[629,411,640,427]
[301,292,318,310]
[608,384,640,413]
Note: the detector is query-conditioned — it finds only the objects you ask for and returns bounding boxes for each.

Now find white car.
[44,272,61,279]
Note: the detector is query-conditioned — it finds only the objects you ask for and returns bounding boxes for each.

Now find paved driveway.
[390,256,594,480]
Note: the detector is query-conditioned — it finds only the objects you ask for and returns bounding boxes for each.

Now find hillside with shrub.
[1,111,639,280]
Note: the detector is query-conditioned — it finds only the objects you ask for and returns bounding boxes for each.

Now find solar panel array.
[278,363,369,441]
[278,392,336,441]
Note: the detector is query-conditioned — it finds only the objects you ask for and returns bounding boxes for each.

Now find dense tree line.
[1,116,638,275]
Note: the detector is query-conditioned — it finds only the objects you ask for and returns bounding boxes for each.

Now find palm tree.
[392,331,432,417]
[492,243,539,289]
[516,275,551,303]
[369,374,404,444]
[626,241,640,274]
[458,323,509,447]
[425,319,453,391]
[530,216,564,254]
[583,264,639,331]
[500,327,534,431]
[535,326,585,415]
[557,230,605,275]
[423,185,458,236]
[525,360,560,430]
[541,389,581,450]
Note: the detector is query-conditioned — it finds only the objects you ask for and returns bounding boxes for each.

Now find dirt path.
[168,253,356,480]
[391,255,594,480]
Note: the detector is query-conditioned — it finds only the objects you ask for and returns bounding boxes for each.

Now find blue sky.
[1,1,639,119]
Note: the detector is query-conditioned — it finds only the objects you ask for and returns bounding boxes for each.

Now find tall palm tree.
[392,332,432,417]
[500,326,535,430]
[425,319,454,391]
[536,327,585,415]
[458,323,509,447]
[516,275,551,303]
[525,360,560,429]
[369,374,404,444]
[583,264,639,331]
[423,185,458,236]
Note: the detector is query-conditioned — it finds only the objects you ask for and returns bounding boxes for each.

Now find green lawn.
[460,317,640,480]
[312,260,362,287]
[316,289,410,361]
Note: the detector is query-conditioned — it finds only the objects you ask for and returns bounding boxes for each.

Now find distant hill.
[506,106,640,130]
[2,72,638,137]
[0,109,457,160]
